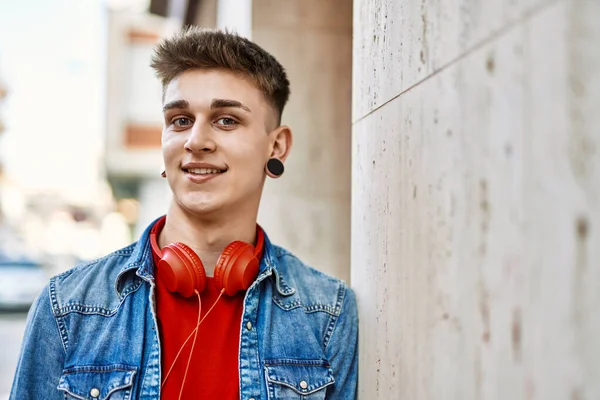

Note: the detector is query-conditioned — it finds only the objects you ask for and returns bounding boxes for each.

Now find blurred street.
[0,312,27,397]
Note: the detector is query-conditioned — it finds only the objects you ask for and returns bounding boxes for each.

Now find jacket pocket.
[57,364,136,400]
[265,359,334,400]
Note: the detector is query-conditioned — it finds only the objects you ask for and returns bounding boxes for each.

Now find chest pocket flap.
[265,359,334,398]
[57,364,136,400]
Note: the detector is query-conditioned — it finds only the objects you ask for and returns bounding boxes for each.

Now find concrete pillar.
[353,0,600,399]
[192,0,217,28]
[252,0,353,282]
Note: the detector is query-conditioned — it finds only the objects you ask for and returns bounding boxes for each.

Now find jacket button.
[90,388,100,398]
[300,380,308,389]
[246,321,252,330]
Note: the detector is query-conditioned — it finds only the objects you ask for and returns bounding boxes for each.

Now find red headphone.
[150,217,263,297]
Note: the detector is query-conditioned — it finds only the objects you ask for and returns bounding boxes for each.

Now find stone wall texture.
[352,0,600,398]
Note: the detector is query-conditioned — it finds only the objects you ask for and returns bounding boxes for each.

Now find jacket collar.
[115,216,295,297]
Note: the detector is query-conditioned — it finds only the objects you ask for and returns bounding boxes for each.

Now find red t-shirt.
[151,219,259,399]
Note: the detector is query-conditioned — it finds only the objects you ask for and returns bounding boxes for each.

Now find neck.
[159,205,259,277]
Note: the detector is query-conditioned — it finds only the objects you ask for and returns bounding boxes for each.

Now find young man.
[10,28,358,399]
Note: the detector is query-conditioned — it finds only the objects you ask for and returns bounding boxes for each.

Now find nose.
[184,122,216,153]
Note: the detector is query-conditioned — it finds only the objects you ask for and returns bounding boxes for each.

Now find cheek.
[229,146,267,172]
[162,135,183,164]
[226,151,267,187]
[224,133,269,162]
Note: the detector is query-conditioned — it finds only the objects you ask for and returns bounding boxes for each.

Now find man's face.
[161,68,280,217]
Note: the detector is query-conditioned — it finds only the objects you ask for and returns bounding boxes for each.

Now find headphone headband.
[149,216,264,297]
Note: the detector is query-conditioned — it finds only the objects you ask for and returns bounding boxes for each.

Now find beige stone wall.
[353,0,600,399]
[253,0,353,282]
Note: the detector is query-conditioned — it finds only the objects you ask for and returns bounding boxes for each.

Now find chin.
[175,193,224,216]
[188,203,222,216]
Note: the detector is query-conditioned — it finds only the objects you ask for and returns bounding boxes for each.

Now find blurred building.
[0,66,11,249]
[0,68,6,218]
[104,7,176,239]
[0,65,27,256]
[0,73,5,134]
[0,0,130,272]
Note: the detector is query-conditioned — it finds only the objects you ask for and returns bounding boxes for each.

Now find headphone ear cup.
[215,241,259,296]
[158,242,206,297]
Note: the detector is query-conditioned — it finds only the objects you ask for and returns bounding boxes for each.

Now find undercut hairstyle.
[150,27,290,124]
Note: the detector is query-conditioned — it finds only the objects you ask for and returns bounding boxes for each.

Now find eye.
[172,117,193,128]
[215,117,238,127]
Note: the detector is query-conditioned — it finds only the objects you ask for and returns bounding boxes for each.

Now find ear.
[268,125,293,162]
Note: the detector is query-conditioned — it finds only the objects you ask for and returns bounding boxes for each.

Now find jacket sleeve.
[325,284,359,399]
[10,284,65,400]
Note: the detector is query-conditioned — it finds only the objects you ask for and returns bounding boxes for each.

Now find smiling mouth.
[183,167,227,175]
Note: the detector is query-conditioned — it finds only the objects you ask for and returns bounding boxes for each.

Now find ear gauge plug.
[265,158,284,178]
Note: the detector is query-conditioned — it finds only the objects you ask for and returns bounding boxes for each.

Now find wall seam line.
[352,0,565,125]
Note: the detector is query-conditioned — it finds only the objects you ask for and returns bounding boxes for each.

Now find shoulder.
[269,244,354,315]
[49,242,143,316]
[270,244,346,291]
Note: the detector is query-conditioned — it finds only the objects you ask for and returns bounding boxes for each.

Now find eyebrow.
[162,99,189,112]
[211,98,251,113]
[162,98,252,113]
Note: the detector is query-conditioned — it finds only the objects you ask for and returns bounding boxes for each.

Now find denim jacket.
[10,219,358,400]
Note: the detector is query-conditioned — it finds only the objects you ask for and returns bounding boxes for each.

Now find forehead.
[163,69,265,109]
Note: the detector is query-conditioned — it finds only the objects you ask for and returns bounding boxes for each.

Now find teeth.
[188,168,222,175]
